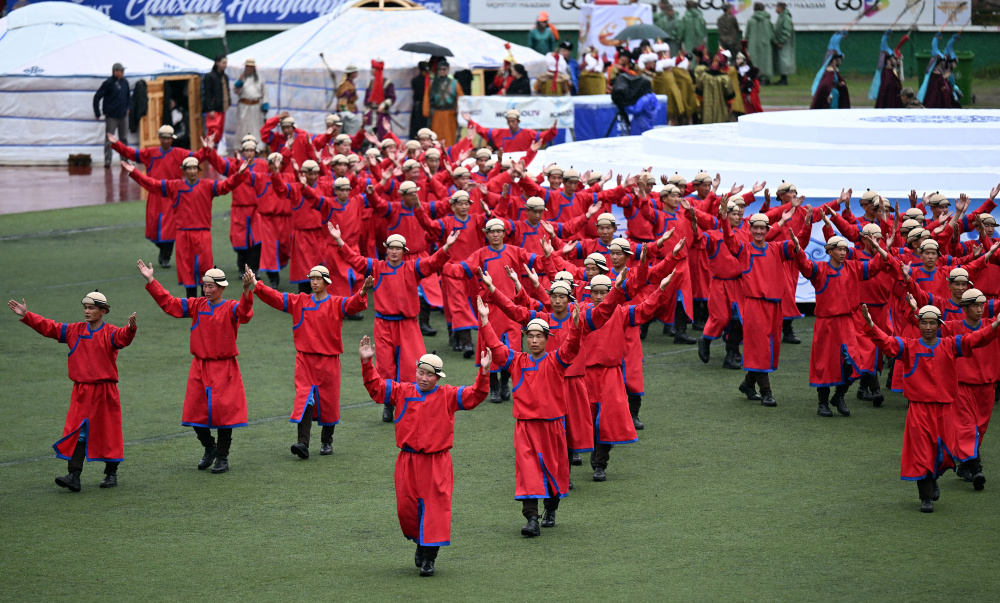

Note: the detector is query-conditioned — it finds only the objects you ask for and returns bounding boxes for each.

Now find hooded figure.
[696,51,735,124]
[872,31,908,109]
[744,4,775,81]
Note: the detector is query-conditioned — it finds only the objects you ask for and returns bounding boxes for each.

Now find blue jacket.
[93,76,130,119]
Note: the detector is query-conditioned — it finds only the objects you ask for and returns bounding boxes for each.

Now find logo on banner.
[597,16,643,47]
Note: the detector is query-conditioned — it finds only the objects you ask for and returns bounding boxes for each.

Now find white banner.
[689,0,936,30]
[580,3,653,60]
[467,0,580,28]
[144,13,227,41]
[459,95,575,128]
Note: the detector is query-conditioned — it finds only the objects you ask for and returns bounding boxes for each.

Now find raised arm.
[859,304,902,356]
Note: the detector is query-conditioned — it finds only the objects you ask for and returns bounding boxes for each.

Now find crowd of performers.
[11,110,1000,577]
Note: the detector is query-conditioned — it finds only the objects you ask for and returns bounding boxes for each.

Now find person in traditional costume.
[870,31,908,108]
[423,60,464,146]
[233,59,268,144]
[363,59,396,139]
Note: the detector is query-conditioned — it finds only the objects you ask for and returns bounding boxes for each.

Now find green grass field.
[2,197,999,601]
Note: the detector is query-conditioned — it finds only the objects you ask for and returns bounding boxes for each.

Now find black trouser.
[917,477,937,500]
[591,442,614,469]
[859,372,880,391]
[185,285,204,298]
[522,496,560,519]
[818,361,853,401]
[67,438,119,475]
[235,244,261,275]
[297,405,335,445]
[193,426,233,457]
[157,241,174,262]
[743,371,771,392]
[675,301,690,332]
[725,321,743,350]
[416,545,439,561]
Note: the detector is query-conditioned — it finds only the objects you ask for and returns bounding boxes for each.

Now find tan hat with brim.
[301,160,320,172]
[417,128,435,139]
[596,213,616,227]
[406,140,421,150]
[241,140,258,152]
[399,181,420,195]
[961,288,987,305]
[181,157,199,169]
[948,267,971,283]
[918,239,939,252]
[384,234,409,251]
[452,167,471,178]
[586,274,613,291]
[202,268,228,287]
[917,305,944,323]
[861,223,882,238]
[548,281,575,301]
[416,354,445,378]
[692,171,712,184]
[308,265,332,284]
[523,318,550,335]
[158,125,177,139]
[825,236,850,250]
[484,218,506,233]
[525,196,545,210]
[554,270,574,283]
[563,169,580,181]
[748,213,770,228]
[659,184,680,197]
[584,253,608,271]
[82,291,110,312]
[334,177,352,190]
[901,219,921,231]
[450,190,470,204]
[609,238,633,255]
[280,116,296,127]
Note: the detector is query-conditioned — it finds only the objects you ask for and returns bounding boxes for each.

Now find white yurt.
[0,1,213,165]
[226,0,547,144]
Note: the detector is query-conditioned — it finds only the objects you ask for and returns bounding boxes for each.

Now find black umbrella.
[400,42,454,57]
[613,23,670,42]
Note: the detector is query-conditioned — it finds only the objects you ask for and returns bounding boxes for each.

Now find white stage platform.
[544,109,1000,200]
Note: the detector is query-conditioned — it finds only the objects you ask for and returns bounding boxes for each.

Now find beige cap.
[331,154,349,165]
[667,173,687,187]
[505,109,521,120]
[776,182,797,195]
[417,128,435,139]
[861,223,882,238]
[402,159,420,170]
[241,140,258,152]
[347,154,359,164]
[364,147,381,158]
[81,291,110,312]
[380,138,397,149]
[918,239,939,252]
[449,190,470,204]
[484,159,497,171]
[901,219,921,232]
[344,64,358,74]
[692,171,712,184]
[586,172,601,184]
[726,199,741,212]
[399,181,420,195]
[659,184,681,197]
[181,157,199,169]
[475,148,492,159]
[586,274,613,291]
[907,227,927,242]
[917,305,944,323]
[416,353,445,378]
[241,134,258,143]
[545,164,564,175]
[525,196,545,210]
[245,58,256,67]
[948,267,971,283]
[308,265,332,284]
[904,208,925,220]
[157,125,176,138]
[325,113,342,126]
[596,213,616,227]
[824,236,850,250]
[384,234,409,251]
[563,168,580,181]
[268,152,283,164]
[548,280,575,299]
[961,288,987,305]
[334,177,352,190]
[484,218,506,232]
[333,134,351,145]
[500,157,512,169]
[301,160,320,173]
[609,238,633,255]
[927,192,949,206]
[280,116,296,127]
[523,318,550,334]
[405,140,421,150]
[554,270,574,283]
[424,148,441,158]
[584,253,608,271]
[202,268,228,287]
[452,166,471,178]
[982,215,998,227]
[747,213,770,228]
[860,190,880,203]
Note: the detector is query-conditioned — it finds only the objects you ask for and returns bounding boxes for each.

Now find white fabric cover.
[0,2,213,165]
[226,5,547,146]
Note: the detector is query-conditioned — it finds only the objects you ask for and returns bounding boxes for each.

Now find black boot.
[917,478,935,512]
[414,545,425,568]
[570,452,582,466]
[419,299,437,336]
[489,373,501,403]
[831,385,851,416]
[419,545,438,576]
[99,473,117,488]
[973,464,986,491]
[593,466,607,481]
[674,307,696,344]
[663,322,676,337]
[55,471,82,492]
[291,442,309,459]
[782,319,801,344]
[693,300,707,331]
[628,394,644,430]
[458,330,474,359]
[817,387,833,417]
[640,320,650,340]
[448,326,460,352]
[739,374,762,401]
[856,387,872,402]
[499,370,511,401]
[198,444,218,470]
[760,390,777,407]
[541,509,556,528]
[871,388,885,407]
[777,75,789,86]
[722,349,741,370]
[211,456,229,474]
[521,515,541,537]
[382,403,395,422]
[420,559,436,577]
[266,271,280,288]
[697,337,711,363]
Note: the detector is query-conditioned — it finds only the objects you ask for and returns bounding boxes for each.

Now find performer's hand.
[461,111,472,122]
[657,227,675,248]
[478,268,496,292]
[524,263,539,288]
[571,304,580,327]
[137,259,154,283]
[957,193,970,213]
[480,348,493,374]
[327,223,344,245]
[359,335,375,362]
[780,206,794,225]
[476,295,489,325]
[660,174,669,186]
[990,182,1000,201]
[444,229,460,249]
[985,240,1000,260]
[752,181,765,194]
[728,183,743,197]
[674,237,686,256]
[298,174,308,186]
[200,135,215,149]
[121,161,135,174]
[243,264,257,291]
[127,312,137,330]
[360,275,375,296]
[839,188,851,204]
[908,189,918,207]
[861,304,873,328]
[504,265,521,292]
[540,220,555,237]
[659,270,675,291]
[106,133,118,144]
[906,293,919,315]
[712,172,721,190]
[586,200,601,219]
[792,194,805,208]
[7,298,26,317]
[562,242,575,255]
[614,268,625,290]
[639,241,648,263]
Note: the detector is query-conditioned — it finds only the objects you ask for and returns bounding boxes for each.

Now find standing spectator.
[202,54,230,144]
[744,3,774,85]
[337,64,361,134]
[362,59,396,139]
[409,62,430,139]
[528,12,556,56]
[679,0,707,54]
[773,2,796,86]
[422,60,464,145]
[93,62,129,168]
[506,64,532,96]
[654,2,679,42]
[233,59,267,144]
[697,51,735,124]
[717,4,741,56]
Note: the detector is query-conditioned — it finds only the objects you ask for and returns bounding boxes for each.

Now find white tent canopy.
[0,1,213,165]
[226,0,547,144]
